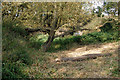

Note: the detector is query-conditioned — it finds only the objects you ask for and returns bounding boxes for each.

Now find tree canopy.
[2,2,96,51]
[103,2,118,16]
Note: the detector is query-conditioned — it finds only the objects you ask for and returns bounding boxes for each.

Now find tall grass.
[2,19,33,78]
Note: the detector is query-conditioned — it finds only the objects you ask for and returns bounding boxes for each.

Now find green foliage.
[111,68,119,77]
[2,2,119,78]
[48,32,119,52]
[29,34,48,42]
[2,62,29,79]
[3,29,33,65]
[96,6,102,17]
[29,21,119,52]
[103,2,118,16]
[2,18,33,78]
[3,17,28,36]
[28,34,48,49]
[100,23,113,32]
[100,20,118,32]
[2,2,95,51]
[9,49,33,65]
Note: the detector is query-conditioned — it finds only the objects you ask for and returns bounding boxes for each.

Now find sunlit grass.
[29,29,119,53]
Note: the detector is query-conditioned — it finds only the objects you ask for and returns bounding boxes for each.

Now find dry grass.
[27,41,119,78]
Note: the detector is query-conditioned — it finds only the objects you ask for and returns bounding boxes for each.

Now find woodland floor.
[28,41,119,78]
[25,17,119,78]
[3,17,119,78]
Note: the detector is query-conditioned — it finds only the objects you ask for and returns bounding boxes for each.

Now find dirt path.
[50,41,119,78]
[55,41,119,62]
[28,41,119,78]
[67,41,118,57]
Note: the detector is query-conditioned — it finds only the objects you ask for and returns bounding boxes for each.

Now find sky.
[82,0,111,16]
[82,0,104,14]
[91,0,118,16]
[91,0,104,8]
[82,0,104,10]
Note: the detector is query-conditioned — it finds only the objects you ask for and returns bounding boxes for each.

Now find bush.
[72,36,81,43]
[81,35,97,44]
[100,22,113,32]
[81,31,119,44]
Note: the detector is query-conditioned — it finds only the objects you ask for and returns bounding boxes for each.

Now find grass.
[29,30,119,53]
[28,18,119,53]
[2,17,120,78]
[2,19,34,78]
[26,48,119,78]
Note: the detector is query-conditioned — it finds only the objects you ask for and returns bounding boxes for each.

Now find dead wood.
[55,53,112,62]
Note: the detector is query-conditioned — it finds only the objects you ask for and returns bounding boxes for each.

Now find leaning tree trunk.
[42,30,55,52]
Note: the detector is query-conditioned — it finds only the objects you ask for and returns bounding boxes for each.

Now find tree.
[103,2,118,17]
[96,6,103,17]
[2,2,94,52]
[92,8,96,16]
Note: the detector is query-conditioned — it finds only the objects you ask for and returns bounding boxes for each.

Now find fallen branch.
[55,53,112,62]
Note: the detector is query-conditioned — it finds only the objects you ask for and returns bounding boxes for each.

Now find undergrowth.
[2,19,33,78]
[29,22,119,52]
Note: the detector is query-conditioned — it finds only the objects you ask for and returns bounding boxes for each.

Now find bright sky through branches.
[91,0,104,8]
[82,0,104,14]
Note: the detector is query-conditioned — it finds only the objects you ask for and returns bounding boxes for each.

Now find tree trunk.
[42,30,55,52]
[118,1,120,20]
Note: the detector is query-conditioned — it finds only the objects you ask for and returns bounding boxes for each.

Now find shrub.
[100,22,113,32]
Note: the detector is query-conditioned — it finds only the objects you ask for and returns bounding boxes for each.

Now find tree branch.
[25,28,50,34]
[54,28,92,38]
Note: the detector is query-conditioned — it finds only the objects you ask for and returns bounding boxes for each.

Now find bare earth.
[55,41,118,61]
[28,41,119,78]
